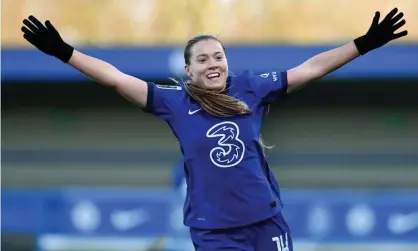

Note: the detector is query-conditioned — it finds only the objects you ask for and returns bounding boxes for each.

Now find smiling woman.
[184,36,228,89]
[181,35,251,118]
[11,4,415,251]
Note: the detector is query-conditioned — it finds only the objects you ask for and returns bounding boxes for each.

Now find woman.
[21,8,406,251]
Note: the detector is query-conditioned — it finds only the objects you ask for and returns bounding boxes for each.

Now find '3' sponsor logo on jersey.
[206,121,245,168]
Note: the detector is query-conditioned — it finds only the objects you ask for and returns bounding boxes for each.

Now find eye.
[198,58,206,63]
[216,56,223,60]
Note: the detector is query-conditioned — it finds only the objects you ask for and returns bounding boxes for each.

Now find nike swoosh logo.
[388,212,418,234]
[188,108,201,115]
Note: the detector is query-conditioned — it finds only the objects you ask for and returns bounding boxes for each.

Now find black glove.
[21,15,74,63]
[354,8,408,55]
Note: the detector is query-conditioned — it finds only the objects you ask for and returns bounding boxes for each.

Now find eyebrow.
[196,51,224,58]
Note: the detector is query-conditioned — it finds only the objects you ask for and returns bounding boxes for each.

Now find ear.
[184,65,192,78]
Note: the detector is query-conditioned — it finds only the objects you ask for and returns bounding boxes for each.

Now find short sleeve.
[248,70,288,104]
[143,82,182,121]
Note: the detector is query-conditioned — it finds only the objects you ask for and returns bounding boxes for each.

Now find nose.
[208,65,218,71]
[208,58,219,70]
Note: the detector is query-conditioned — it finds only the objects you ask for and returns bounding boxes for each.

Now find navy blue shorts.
[190,213,293,251]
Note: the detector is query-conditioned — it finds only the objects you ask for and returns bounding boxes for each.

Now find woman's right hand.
[21,15,74,63]
[22,15,149,108]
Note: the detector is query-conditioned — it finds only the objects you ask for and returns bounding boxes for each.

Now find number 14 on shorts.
[272,233,289,251]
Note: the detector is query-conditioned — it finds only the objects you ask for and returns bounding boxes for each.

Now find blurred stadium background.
[2,0,418,251]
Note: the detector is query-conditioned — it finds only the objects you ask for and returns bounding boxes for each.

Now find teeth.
[207,73,220,78]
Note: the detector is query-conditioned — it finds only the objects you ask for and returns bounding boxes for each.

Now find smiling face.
[184,37,228,89]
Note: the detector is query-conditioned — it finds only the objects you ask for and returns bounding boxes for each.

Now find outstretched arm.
[287,8,408,93]
[68,50,148,107]
[21,16,148,108]
[287,41,359,93]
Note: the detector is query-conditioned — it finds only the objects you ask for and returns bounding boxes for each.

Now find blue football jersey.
[145,70,288,229]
